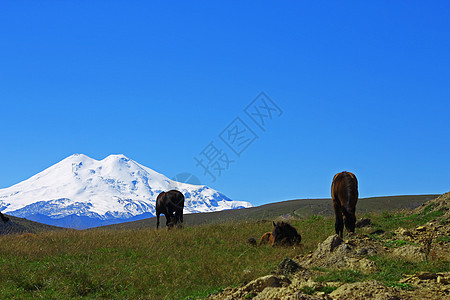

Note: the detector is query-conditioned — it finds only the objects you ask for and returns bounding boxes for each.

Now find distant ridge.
[98,194,439,230]
[0,194,438,233]
[0,215,64,235]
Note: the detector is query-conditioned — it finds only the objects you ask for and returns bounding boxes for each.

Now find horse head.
[271,221,301,246]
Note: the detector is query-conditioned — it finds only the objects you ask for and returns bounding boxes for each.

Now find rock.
[346,258,378,273]
[242,275,289,293]
[210,275,291,300]
[335,243,352,255]
[395,227,413,238]
[275,257,301,275]
[355,247,368,256]
[399,274,415,283]
[256,287,331,300]
[295,293,332,300]
[437,275,450,284]
[355,247,377,256]
[247,237,257,246]
[416,226,427,232]
[314,235,344,259]
[301,278,324,290]
[330,280,400,300]
[370,229,385,235]
[356,218,371,228]
[391,245,427,262]
[416,272,437,280]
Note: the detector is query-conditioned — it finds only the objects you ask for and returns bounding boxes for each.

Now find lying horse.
[331,171,358,237]
[259,221,301,246]
[156,190,185,229]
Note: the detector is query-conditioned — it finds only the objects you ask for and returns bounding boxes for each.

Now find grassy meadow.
[0,217,333,299]
[0,203,448,299]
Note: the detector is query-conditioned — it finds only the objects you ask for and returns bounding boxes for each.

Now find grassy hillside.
[0,215,64,235]
[0,220,306,299]
[0,193,447,299]
[100,194,437,230]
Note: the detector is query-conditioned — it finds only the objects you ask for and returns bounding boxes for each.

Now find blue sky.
[1,1,449,206]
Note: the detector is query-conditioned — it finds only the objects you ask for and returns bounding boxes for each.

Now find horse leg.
[333,202,344,238]
[336,213,344,237]
[175,209,183,228]
[156,213,160,229]
[343,209,356,234]
[166,211,176,229]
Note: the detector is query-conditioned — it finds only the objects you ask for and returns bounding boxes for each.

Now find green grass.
[387,282,415,291]
[0,219,326,299]
[383,239,418,248]
[422,203,438,215]
[437,236,450,243]
[0,203,447,299]
[314,257,449,289]
[369,256,449,283]
[298,285,338,295]
[368,208,446,233]
[299,286,315,295]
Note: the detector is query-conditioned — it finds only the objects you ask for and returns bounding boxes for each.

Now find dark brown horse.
[156,190,185,229]
[331,171,358,237]
[259,221,301,246]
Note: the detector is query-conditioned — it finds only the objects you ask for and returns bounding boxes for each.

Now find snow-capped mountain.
[0,154,252,228]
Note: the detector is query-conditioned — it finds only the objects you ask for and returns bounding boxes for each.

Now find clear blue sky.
[1,1,449,206]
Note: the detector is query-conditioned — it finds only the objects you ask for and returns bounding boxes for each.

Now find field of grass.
[0,202,448,299]
[0,221,306,299]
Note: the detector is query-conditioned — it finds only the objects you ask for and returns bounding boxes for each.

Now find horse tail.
[339,171,358,212]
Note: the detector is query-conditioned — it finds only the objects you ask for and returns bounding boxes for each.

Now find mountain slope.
[0,154,251,228]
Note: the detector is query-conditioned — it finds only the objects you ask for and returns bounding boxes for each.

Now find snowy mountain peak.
[108,154,128,159]
[0,154,252,228]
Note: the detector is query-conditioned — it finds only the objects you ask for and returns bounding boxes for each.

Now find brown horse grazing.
[259,221,301,246]
[331,171,358,238]
[156,190,185,229]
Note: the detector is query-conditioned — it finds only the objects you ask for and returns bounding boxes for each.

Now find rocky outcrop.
[208,193,450,299]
